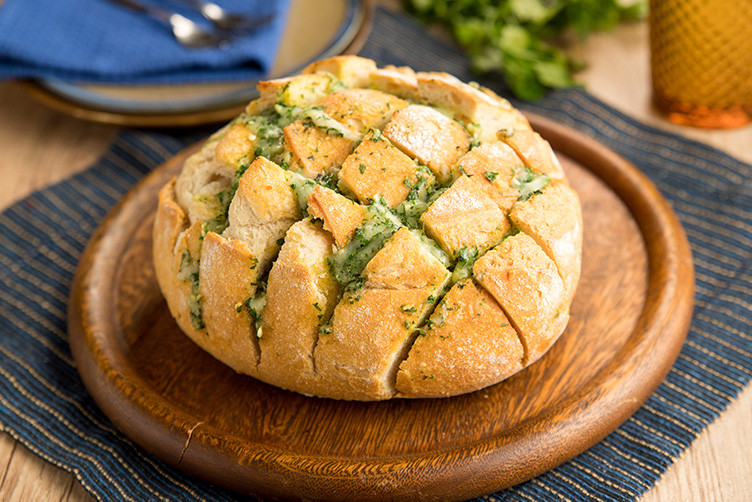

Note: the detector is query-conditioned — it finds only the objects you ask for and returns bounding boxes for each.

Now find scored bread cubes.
[258,219,341,391]
[396,279,524,397]
[383,104,470,182]
[452,141,525,213]
[317,88,407,134]
[337,129,431,207]
[306,185,366,248]
[153,55,583,401]
[314,228,450,400]
[508,183,582,303]
[419,174,510,258]
[473,233,569,366]
[283,119,355,178]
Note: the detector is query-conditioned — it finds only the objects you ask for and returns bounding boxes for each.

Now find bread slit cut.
[166,219,206,339]
[222,156,301,276]
[257,219,340,393]
[472,233,569,366]
[498,129,566,182]
[313,228,450,400]
[174,137,236,226]
[154,179,196,335]
[396,278,524,397]
[508,183,583,303]
[198,232,262,375]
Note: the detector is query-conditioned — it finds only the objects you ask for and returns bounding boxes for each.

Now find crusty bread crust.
[257,218,340,393]
[383,104,470,182]
[199,232,261,375]
[396,279,524,397]
[153,57,583,400]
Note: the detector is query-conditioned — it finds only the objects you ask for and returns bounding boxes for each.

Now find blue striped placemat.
[1,7,750,501]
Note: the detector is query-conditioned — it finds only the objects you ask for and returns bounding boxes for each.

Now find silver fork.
[109,0,273,49]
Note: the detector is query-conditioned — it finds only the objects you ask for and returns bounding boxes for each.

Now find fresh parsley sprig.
[406,0,647,100]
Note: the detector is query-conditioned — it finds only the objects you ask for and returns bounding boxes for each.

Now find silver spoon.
[178,0,276,32]
[110,0,225,48]
[109,0,271,49]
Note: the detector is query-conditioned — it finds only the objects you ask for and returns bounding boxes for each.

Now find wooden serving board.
[68,115,694,501]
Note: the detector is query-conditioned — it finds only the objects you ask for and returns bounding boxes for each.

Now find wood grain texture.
[66,115,694,501]
[0,83,117,210]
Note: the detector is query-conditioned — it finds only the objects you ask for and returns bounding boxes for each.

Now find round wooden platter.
[68,115,694,501]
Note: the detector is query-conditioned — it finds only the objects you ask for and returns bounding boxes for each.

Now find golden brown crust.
[302,55,377,88]
[337,130,430,207]
[416,72,530,141]
[420,175,510,258]
[283,120,355,178]
[452,141,524,213]
[255,73,339,109]
[214,122,255,167]
[314,228,450,400]
[509,183,583,303]
[166,219,205,345]
[153,178,189,331]
[396,279,524,397]
[306,185,366,248]
[369,67,419,100]
[383,104,470,183]
[498,130,566,182]
[473,233,568,364]
[257,219,340,393]
[363,227,449,289]
[153,56,582,401]
[314,288,436,400]
[317,88,407,135]
[198,232,261,375]
[224,156,301,273]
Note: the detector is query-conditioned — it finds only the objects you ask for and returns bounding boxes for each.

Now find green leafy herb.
[328,200,402,286]
[243,284,267,338]
[392,169,438,229]
[177,250,204,330]
[315,171,339,190]
[406,0,646,100]
[511,165,550,201]
[197,159,251,238]
[451,245,480,283]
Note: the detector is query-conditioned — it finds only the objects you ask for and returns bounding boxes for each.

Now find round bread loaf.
[153,56,582,401]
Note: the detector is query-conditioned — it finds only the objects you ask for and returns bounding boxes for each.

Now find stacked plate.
[21,0,372,126]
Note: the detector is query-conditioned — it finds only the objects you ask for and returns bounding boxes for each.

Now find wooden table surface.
[0,14,751,502]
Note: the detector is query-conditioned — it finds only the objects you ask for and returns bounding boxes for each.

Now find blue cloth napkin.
[0,0,289,84]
